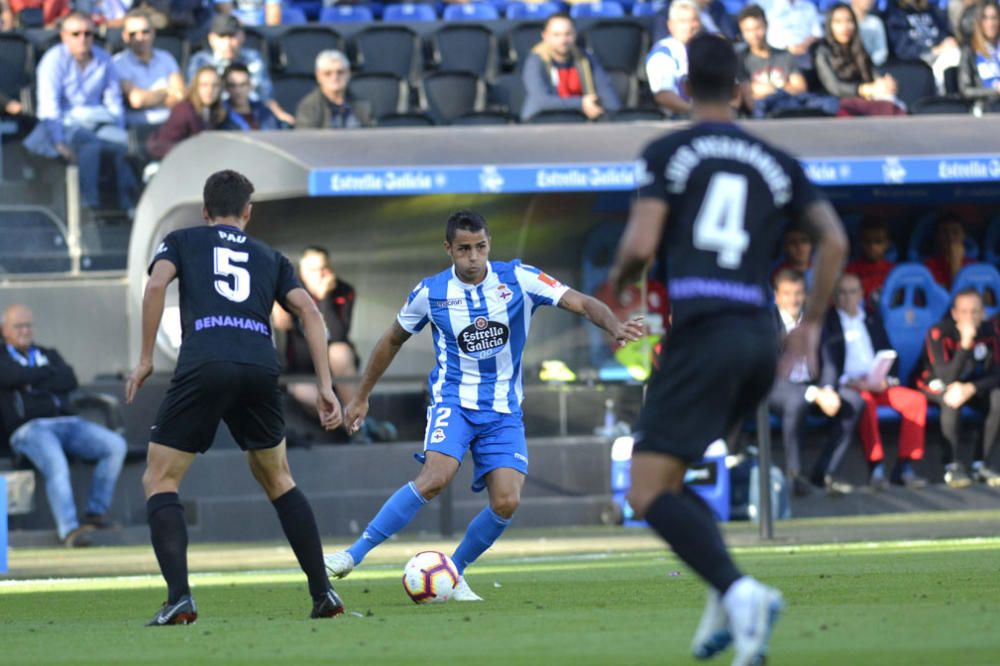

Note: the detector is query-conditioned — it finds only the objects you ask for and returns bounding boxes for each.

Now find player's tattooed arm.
[126,258,177,403]
[558,289,644,348]
[609,198,669,299]
[344,320,412,434]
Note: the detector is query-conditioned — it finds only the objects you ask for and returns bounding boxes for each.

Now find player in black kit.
[126,170,347,625]
[610,35,847,666]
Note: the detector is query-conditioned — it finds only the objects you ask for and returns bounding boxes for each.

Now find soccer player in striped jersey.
[324,209,643,599]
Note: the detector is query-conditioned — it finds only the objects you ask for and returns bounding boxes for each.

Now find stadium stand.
[428,24,499,80]
[276,25,343,75]
[348,72,410,119]
[880,263,951,384]
[418,70,487,123]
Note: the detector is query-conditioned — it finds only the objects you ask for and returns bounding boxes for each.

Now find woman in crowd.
[959,0,1000,104]
[146,66,226,161]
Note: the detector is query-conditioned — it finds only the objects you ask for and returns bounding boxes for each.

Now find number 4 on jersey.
[693,172,749,269]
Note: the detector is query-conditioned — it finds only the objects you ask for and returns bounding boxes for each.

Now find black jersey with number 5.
[638,122,823,329]
[148,224,302,373]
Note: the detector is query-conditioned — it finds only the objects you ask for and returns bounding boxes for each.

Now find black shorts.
[151,361,285,454]
[635,311,777,463]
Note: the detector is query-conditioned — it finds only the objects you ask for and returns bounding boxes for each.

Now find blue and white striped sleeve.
[397,281,431,333]
[514,263,571,307]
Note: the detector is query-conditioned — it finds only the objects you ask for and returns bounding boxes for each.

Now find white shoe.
[723,577,784,666]
[691,590,732,660]
[323,550,355,579]
[450,576,483,601]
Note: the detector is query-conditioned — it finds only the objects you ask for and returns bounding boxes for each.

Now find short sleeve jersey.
[397,260,570,414]
[149,224,302,373]
[638,122,823,328]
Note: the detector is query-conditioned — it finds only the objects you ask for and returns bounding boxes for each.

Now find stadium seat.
[504,21,545,70]
[320,5,375,22]
[526,108,589,123]
[242,27,270,64]
[583,20,647,75]
[418,70,486,124]
[943,66,959,95]
[487,72,527,117]
[882,60,936,110]
[505,1,560,19]
[281,5,309,23]
[909,96,971,115]
[879,263,950,384]
[906,212,980,262]
[950,263,1000,318]
[376,111,436,126]
[610,107,666,121]
[272,73,317,116]
[720,0,745,15]
[348,73,410,119]
[0,208,71,274]
[353,26,422,82]
[153,33,189,74]
[277,26,343,75]
[0,34,33,105]
[288,0,323,20]
[985,215,1000,265]
[383,2,438,21]
[569,1,625,18]
[429,24,499,80]
[443,2,500,20]
[451,110,516,125]
[607,69,638,107]
[631,1,657,15]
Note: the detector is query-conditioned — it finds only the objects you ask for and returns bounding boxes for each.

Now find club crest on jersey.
[217,230,246,243]
[430,428,446,444]
[496,283,513,302]
[458,317,510,359]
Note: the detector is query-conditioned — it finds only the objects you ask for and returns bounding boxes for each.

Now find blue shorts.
[416,404,528,492]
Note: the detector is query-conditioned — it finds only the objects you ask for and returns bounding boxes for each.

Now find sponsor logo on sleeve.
[537,272,561,288]
[457,316,510,359]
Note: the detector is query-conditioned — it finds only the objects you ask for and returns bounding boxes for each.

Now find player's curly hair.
[445,209,489,243]
[203,170,255,219]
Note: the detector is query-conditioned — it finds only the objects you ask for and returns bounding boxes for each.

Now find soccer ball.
[402,551,459,604]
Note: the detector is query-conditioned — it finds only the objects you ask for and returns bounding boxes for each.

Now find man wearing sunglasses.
[113,9,185,128]
[294,50,371,129]
[28,10,139,211]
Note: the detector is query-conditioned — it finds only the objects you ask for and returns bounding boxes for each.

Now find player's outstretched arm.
[609,198,668,298]
[779,200,848,378]
[558,289,644,348]
[284,287,343,431]
[126,259,177,404]
[344,320,412,434]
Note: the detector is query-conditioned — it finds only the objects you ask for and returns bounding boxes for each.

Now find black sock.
[272,487,330,601]
[644,487,742,595]
[146,492,190,604]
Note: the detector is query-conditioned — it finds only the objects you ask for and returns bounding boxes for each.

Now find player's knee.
[490,493,520,519]
[414,473,449,500]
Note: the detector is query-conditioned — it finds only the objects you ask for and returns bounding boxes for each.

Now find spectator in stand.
[924,213,975,290]
[764,0,823,69]
[772,226,813,283]
[646,0,702,117]
[89,0,132,28]
[815,4,905,116]
[24,11,139,211]
[695,0,739,39]
[0,304,128,547]
[214,0,281,26]
[826,273,928,490]
[145,65,226,160]
[958,0,1000,103]
[916,289,1000,488]
[113,9,185,128]
[851,0,889,66]
[885,0,962,92]
[1,0,69,28]
[769,269,856,497]
[0,89,35,146]
[221,62,280,130]
[187,13,294,126]
[521,13,621,122]
[738,5,821,118]
[295,50,372,129]
[950,0,979,46]
[845,219,896,311]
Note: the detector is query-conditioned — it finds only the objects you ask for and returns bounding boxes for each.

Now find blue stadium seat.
[443,2,500,20]
[985,214,1000,266]
[631,1,656,15]
[281,5,309,23]
[906,212,980,262]
[320,5,375,21]
[879,263,950,384]
[383,3,438,21]
[720,0,745,15]
[950,263,1000,318]
[505,1,560,19]
[288,0,323,20]
[569,1,625,18]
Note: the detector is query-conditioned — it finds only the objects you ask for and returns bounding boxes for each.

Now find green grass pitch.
[2,538,999,665]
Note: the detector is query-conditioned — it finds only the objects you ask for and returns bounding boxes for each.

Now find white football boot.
[691,589,732,659]
[450,576,483,601]
[323,550,355,579]
[723,577,784,666]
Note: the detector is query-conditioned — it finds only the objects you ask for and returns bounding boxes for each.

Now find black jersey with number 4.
[148,224,302,373]
[638,122,823,329]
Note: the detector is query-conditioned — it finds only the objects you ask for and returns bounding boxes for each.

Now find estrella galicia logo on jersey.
[458,317,510,359]
[430,298,466,308]
[496,283,513,302]
[430,428,446,444]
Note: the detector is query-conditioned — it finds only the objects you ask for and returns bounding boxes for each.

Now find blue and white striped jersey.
[397,260,571,414]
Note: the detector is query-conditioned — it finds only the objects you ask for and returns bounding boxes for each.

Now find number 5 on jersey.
[693,172,749,269]
[214,247,251,303]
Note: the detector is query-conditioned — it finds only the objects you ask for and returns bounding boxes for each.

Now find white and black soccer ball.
[402,551,459,604]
